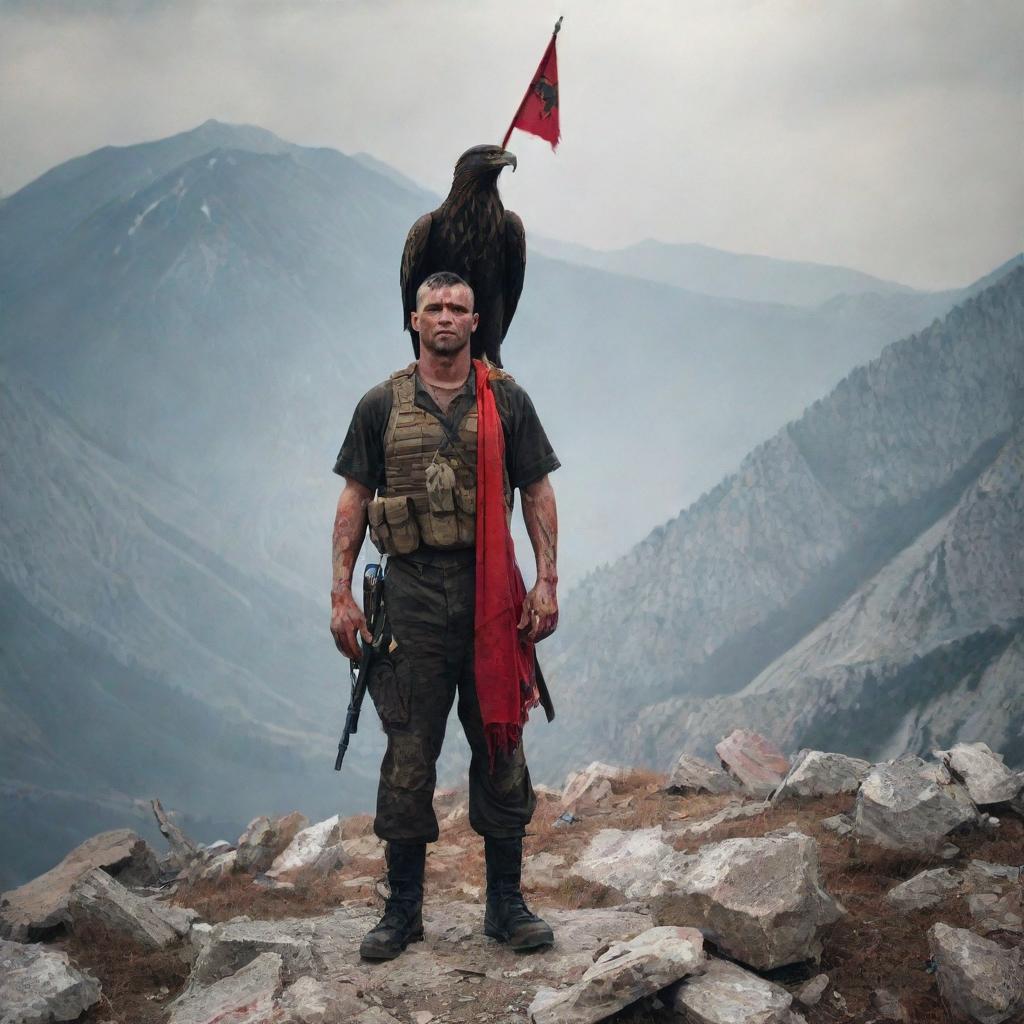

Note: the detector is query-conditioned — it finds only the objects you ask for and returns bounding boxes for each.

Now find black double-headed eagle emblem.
[532,76,558,118]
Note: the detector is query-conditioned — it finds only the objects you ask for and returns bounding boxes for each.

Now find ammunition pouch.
[367,495,420,556]
[417,455,476,548]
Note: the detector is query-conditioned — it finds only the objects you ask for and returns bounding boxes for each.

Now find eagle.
[400,145,525,367]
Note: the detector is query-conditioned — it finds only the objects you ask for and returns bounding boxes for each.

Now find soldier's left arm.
[519,474,558,642]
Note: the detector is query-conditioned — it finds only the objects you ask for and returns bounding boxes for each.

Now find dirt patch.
[547,874,625,911]
[60,923,191,1024]
[806,814,1024,1023]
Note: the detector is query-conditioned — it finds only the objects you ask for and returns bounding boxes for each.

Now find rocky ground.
[1,737,1022,1024]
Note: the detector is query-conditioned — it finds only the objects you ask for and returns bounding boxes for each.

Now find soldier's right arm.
[329,477,374,660]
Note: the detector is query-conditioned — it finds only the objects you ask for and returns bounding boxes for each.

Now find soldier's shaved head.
[416,272,474,311]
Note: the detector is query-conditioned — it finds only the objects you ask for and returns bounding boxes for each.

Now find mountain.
[0,365,327,729]
[3,122,1009,586]
[1,120,1018,884]
[350,151,437,200]
[0,120,294,300]
[531,236,918,307]
[0,576,324,893]
[538,267,1024,779]
[0,366,384,890]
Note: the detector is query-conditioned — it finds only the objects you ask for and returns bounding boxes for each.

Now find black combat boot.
[359,841,426,960]
[483,835,554,951]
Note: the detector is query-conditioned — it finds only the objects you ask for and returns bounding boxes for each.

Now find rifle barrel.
[333,563,384,772]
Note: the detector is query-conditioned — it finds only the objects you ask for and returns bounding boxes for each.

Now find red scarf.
[473,359,540,765]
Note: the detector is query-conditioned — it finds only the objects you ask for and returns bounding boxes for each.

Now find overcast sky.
[1,0,1021,289]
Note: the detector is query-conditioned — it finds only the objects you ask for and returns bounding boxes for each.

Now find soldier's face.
[413,285,478,356]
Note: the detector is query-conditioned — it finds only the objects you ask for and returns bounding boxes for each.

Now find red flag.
[501,18,562,151]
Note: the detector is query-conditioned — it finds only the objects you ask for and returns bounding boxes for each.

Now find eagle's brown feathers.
[400,145,525,366]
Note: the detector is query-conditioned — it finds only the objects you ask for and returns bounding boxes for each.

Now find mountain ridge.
[531,235,919,306]
[0,363,384,888]
[3,121,986,588]
[538,266,1024,778]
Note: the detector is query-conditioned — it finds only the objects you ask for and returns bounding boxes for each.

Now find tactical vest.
[366,363,512,556]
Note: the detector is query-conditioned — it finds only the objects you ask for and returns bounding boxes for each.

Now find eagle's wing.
[400,212,433,332]
[502,210,527,339]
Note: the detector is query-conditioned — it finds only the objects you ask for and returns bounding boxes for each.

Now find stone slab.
[672,957,805,1023]
[772,749,870,803]
[67,867,180,950]
[0,938,102,1024]
[928,922,1024,1024]
[715,730,790,797]
[168,951,283,1024]
[655,833,844,971]
[529,925,704,1024]
[0,830,159,941]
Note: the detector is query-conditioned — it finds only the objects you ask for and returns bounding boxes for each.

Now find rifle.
[334,562,387,771]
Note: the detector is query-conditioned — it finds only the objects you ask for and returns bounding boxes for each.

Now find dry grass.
[546,874,624,911]
[62,924,191,1024]
[810,814,1024,1023]
[72,779,1024,1024]
[172,852,391,924]
[613,768,668,794]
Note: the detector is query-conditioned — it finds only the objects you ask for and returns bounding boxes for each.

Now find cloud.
[1,0,1021,288]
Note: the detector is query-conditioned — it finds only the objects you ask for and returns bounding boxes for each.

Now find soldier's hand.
[330,588,372,660]
[518,577,558,643]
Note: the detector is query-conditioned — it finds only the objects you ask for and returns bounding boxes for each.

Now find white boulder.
[268,816,339,873]
[236,812,309,874]
[964,861,1024,935]
[168,951,283,1024]
[936,742,1023,806]
[0,829,159,941]
[795,973,830,1007]
[671,956,806,1023]
[529,925,704,1024]
[522,852,568,889]
[669,801,764,838]
[278,975,368,1023]
[572,827,690,899]
[198,850,237,883]
[340,834,384,860]
[927,922,1024,1024]
[67,867,180,950]
[854,755,978,852]
[0,939,102,1024]
[885,868,962,911]
[772,749,870,802]
[189,917,315,986]
[666,753,737,796]
[655,833,844,970]
[561,762,632,810]
[821,814,855,836]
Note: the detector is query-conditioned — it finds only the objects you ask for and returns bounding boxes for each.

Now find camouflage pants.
[367,549,537,844]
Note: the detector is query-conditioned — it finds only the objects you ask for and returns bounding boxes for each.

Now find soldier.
[330,271,560,960]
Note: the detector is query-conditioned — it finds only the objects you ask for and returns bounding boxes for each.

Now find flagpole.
[501,16,563,150]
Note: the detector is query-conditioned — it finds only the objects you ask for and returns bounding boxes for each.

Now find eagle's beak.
[501,150,518,172]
